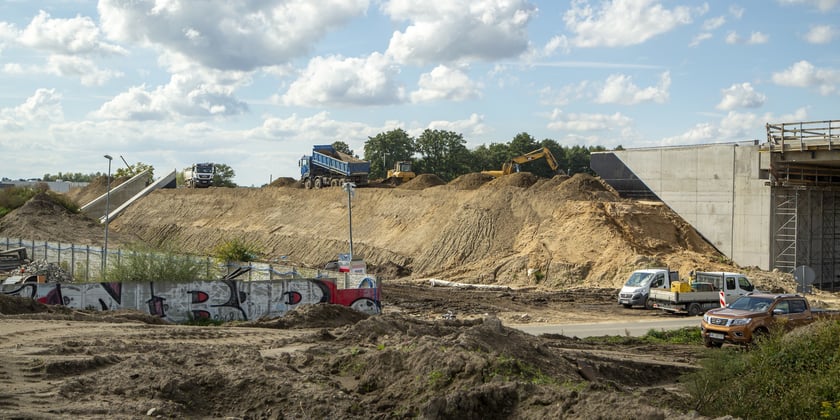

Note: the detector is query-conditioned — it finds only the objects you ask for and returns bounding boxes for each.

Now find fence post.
[71,243,76,280]
[85,245,90,282]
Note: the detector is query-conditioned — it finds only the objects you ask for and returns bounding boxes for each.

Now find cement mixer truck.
[183,163,215,188]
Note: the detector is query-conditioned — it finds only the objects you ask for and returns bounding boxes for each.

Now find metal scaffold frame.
[771,188,798,274]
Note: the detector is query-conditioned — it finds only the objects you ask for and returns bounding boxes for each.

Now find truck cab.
[695,271,756,301]
[617,269,678,309]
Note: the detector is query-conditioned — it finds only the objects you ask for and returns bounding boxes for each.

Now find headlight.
[703,314,711,323]
[731,318,751,326]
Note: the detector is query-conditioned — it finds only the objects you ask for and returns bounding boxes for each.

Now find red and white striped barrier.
[719,290,726,307]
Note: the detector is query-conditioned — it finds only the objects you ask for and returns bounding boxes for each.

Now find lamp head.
[104,154,113,160]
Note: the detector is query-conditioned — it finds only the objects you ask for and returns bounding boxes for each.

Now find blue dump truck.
[299,145,370,189]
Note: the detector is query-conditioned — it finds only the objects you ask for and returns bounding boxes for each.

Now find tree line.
[41,130,616,187]
[334,129,619,182]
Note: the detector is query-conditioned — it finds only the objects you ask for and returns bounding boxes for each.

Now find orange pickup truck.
[700,293,840,348]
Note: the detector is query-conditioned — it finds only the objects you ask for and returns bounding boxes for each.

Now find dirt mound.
[556,173,620,201]
[267,177,303,188]
[0,192,117,246]
[398,173,446,190]
[10,312,699,419]
[246,303,370,329]
[485,172,540,188]
[0,294,56,315]
[448,172,495,190]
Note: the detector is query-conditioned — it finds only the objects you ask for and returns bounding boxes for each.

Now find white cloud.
[563,0,702,47]
[729,5,745,18]
[777,0,839,12]
[0,88,64,131]
[804,25,838,44]
[383,0,536,65]
[547,109,632,131]
[410,65,482,103]
[282,53,404,107]
[716,83,766,110]
[539,81,591,106]
[772,60,840,95]
[19,10,125,56]
[662,108,811,145]
[595,71,671,105]
[93,70,250,121]
[726,31,769,44]
[544,35,570,56]
[689,33,713,47]
[97,0,369,71]
[425,113,488,137]
[702,16,726,31]
[46,55,123,86]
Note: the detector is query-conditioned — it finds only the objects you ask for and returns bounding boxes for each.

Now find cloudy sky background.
[1,0,839,186]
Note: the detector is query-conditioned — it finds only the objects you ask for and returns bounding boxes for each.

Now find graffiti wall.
[2,276,381,323]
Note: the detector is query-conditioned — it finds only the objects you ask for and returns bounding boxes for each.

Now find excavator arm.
[483,147,561,178]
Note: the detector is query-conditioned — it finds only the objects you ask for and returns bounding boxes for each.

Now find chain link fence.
[1,237,366,287]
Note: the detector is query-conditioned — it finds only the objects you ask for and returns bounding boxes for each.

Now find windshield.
[728,296,773,312]
[624,272,654,287]
[195,164,214,174]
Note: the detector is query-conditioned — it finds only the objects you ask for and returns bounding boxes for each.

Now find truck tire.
[304,178,313,189]
[314,178,323,189]
[645,297,655,310]
[688,303,703,316]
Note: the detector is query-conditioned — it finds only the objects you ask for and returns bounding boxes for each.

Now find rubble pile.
[17,260,74,283]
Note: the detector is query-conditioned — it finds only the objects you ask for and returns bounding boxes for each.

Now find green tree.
[332,141,353,155]
[212,163,237,187]
[508,132,540,156]
[115,162,154,180]
[364,129,416,179]
[415,129,471,182]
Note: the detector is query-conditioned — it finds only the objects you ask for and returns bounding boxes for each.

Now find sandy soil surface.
[3,171,840,418]
[1,288,707,419]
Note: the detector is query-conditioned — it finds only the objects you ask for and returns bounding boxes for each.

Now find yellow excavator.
[385,161,416,185]
[481,147,562,178]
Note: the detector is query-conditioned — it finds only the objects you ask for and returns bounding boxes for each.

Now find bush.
[0,186,79,217]
[106,245,207,283]
[683,320,840,418]
[213,238,261,263]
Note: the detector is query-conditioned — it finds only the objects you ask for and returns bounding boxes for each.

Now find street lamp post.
[103,154,113,279]
[342,181,355,259]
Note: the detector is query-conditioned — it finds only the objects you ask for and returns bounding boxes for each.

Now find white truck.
[617,268,679,309]
[649,271,758,316]
[183,163,215,188]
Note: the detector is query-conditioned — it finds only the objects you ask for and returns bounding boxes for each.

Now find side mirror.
[772,309,784,316]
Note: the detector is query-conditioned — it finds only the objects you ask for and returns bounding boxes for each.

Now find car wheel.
[645,298,655,310]
[688,303,702,316]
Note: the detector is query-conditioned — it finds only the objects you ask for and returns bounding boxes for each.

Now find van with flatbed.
[649,271,756,316]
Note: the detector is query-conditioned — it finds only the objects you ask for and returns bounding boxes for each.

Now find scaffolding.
[768,120,840,291]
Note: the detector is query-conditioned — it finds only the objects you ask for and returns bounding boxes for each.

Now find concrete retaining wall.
[610,143,772,269]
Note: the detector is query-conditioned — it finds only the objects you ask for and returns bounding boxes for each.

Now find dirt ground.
[2,171,840,418]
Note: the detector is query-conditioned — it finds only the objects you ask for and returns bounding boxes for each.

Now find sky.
[1,0,839,187]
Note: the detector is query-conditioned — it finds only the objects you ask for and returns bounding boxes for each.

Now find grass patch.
[105,245,207,283]
[213,238,262,263]
[682,319,840,418]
